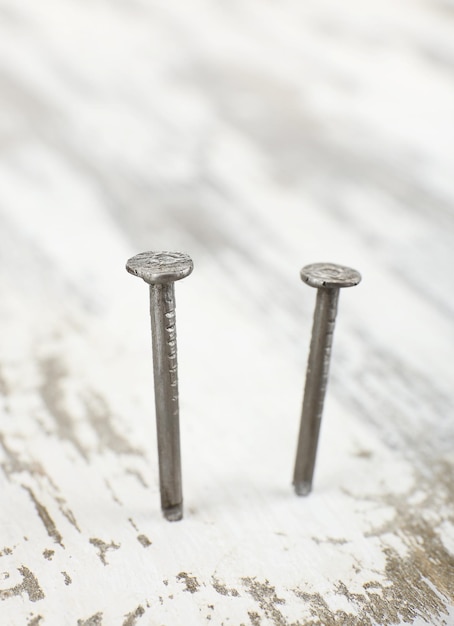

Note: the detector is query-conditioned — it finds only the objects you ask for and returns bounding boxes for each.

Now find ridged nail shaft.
[293,288,339,495]
[149,282,182,521]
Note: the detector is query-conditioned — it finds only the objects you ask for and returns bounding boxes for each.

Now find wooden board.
[0,0,453,624]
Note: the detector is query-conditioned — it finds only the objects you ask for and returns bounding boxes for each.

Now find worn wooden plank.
[0,0,453,624]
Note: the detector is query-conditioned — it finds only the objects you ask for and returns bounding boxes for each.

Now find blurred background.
[1,0,453,466]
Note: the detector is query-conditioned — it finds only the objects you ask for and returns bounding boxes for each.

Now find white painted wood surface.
[0,1,453,624]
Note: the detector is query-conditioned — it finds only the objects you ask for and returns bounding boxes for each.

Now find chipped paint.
[177,572,200,594]
[82,391,142,456]
[23,487,63,547]
[38,357,88,460]
[77,613,103,626]
[122,605,145,626]
[289,463,454,626]
[212,576,240,597]
[137,535,151,548]
[104,479,123,506]
[125,468,148,489]
[42,549,54,561]
[55,496,81,533]
[89,538,120,566]
[0,433,46,479]
[242,578,286,625]
[0,567,44,602]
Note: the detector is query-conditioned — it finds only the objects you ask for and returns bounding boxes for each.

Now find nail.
[293,262,361,496]
[126,251,193,521]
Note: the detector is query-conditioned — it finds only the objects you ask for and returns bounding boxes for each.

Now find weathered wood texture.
[0,0,453,624]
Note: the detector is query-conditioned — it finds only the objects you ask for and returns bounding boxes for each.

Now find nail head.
[126,251,194,284]
[300,263,361,289]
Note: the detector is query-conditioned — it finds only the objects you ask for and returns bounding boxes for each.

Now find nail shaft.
[293,288,339,495]
[149,282,183,521]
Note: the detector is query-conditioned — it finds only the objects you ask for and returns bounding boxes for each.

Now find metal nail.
[293,262,361,496]
[126,251,193,521]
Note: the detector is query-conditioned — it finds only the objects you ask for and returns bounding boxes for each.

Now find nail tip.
[294,482,312,497]
[163,504,183,522]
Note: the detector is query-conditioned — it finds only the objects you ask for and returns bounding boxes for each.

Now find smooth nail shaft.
[149,283,183,520]
[293,287,339,496]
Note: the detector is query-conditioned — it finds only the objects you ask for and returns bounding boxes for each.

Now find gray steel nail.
[293,262,361,497]
[126,251,193,521]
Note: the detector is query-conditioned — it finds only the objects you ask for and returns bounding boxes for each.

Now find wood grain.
[0,0,453,624]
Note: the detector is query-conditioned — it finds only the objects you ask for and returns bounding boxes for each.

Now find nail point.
[163,504,183,522]
[294,481,312,497]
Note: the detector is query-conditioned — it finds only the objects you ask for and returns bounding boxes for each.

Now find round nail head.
[126,251,193,284]
[300,263,361,289]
